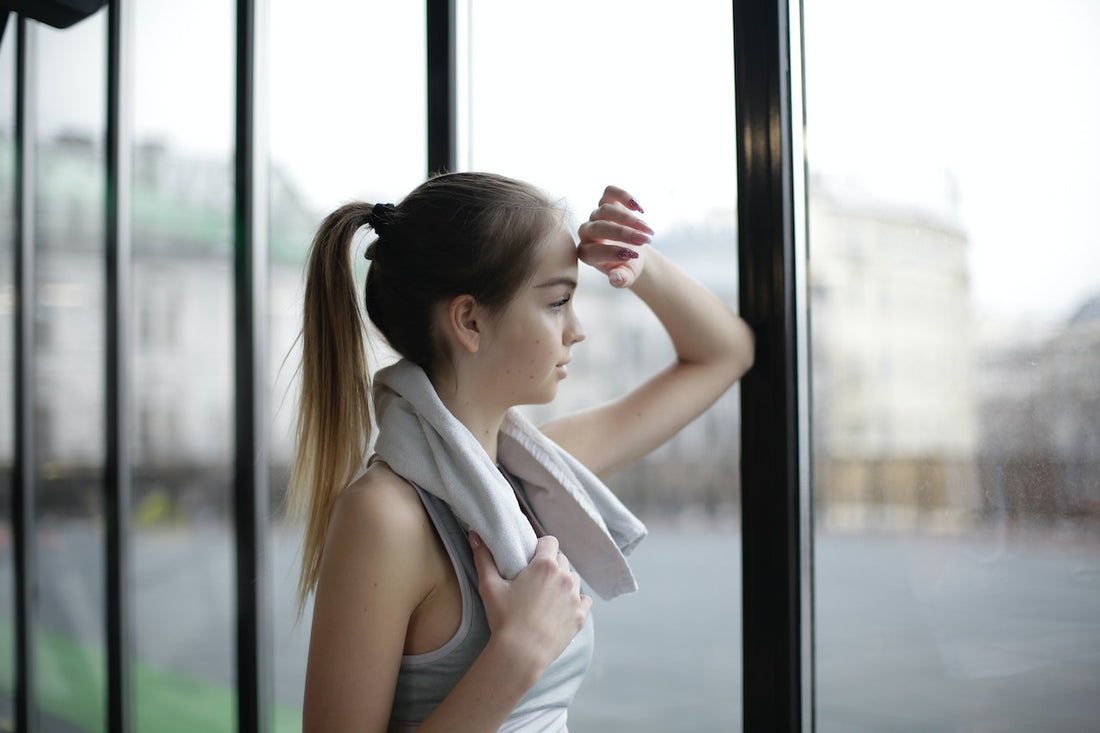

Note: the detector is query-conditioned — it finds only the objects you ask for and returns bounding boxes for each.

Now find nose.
[566,308,586,345]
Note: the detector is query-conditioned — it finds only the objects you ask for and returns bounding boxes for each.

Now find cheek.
[524,337,546,368]
[518,336,555,378]
[496,314,560,379]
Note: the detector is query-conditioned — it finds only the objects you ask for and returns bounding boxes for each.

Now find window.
[465,2,742,728]
[14,1,1095,730]
[266,1,427,725]
[805,1,1100,729]
[28,14,109,730]
[128,0,238,729]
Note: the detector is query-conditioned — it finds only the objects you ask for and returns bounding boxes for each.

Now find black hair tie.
[367,203,396,235]
[364,203,396,260]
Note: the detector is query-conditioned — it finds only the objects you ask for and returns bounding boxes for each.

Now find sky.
[802,0,1100,324]
[9,0,1100,325]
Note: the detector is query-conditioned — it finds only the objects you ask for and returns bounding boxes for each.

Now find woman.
[290,172,754,731]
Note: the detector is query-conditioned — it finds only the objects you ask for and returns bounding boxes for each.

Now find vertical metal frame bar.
[105,1,133,731]
[12,16,37,733]
[235,0,270,730]
[786,3,814,727]
[452,0,471,171]
[426,0,456,174]
[733,0,812,729]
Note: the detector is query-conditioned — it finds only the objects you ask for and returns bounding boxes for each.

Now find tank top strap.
[389,481,593,731]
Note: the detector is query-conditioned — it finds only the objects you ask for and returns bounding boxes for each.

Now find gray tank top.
[388,480,595,731]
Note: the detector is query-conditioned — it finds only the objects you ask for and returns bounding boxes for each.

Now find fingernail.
[629,230,651,246]
[468,531,482,548]
[628,198,645,213]
[610,271,626,287]
[617,248,639,261]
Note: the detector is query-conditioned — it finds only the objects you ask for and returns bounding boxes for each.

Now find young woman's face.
[479,225,586,406]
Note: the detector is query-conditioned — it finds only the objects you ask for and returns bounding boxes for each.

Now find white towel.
[372,359,646,600]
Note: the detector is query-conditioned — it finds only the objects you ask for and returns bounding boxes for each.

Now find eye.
[550,293,572,310]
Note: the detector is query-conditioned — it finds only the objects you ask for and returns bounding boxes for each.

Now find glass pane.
[469,2,741,729]
[805,1,1100,730]
[0,18,16,725]
[34,12,109,732]
[130,1,235,729]
[265,1,426,726]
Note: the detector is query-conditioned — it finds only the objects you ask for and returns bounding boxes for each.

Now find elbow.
[727,349,754,386]
[723,319,755,383]
[741,326,756,374]
[735,344,755,381]
[697,330,753,392]
[676,317,755,386]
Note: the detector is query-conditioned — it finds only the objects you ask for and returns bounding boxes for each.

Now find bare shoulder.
[305,462,438,730]
[332,462,430,535]
[324,461,436,575]
[314,460,439,616]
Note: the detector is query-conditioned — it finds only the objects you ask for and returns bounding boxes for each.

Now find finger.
[608,265,635,288]
[588,203,654,236]
[598,185,644,213]
[557,551,572,572]
[577,241,640,267]
[575,243,641,289]
[578,219,651,247]
[534,534,560,557]
[469,531,504,587]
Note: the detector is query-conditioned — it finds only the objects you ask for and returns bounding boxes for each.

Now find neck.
[430,371,507,463]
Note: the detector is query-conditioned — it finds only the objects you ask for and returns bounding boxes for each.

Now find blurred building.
[2,136,744,518]
[0,135,315,516]
[977,297,1100,525]
[809,175,980,531]
[809,175,1100,533]
[9,141,1094,528]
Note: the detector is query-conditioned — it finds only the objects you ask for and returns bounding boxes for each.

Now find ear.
[447,294,483,354]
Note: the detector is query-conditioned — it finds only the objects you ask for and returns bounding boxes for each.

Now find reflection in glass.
[266,1,427,725]
[805,1,1100,729]
[468,2,741,729]
[130,1,235,729]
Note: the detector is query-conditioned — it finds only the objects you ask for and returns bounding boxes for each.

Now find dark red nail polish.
[617,248,639,261]
[628,198,645,213]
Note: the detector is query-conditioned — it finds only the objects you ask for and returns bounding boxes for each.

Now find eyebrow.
[534,276,578,289]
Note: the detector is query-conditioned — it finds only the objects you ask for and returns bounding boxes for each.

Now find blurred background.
[0,0,1097,731]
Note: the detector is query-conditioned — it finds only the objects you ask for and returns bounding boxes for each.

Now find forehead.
[532,225,578,277]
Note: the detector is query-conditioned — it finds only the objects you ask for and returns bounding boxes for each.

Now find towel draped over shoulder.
[372,359,646,600]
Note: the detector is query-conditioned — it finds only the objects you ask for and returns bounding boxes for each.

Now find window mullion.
[13,15,38,733]
[426,0,456,174]
[105,1,135,731]
[733,0,811,729]
[234,0,271,730]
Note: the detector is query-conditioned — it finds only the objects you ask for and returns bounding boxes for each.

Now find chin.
[522,384,559,407]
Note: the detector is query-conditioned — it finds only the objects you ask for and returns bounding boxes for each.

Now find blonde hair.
[287,202,375,611]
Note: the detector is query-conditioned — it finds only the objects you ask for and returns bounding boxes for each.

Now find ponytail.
[287,202,375,612]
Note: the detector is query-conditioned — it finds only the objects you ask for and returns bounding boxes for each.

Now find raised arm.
[541,186,754,477]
